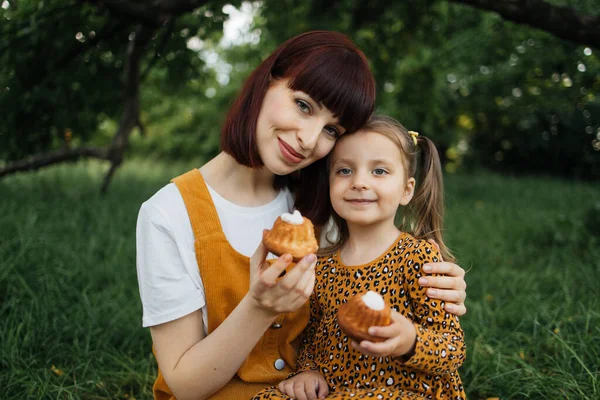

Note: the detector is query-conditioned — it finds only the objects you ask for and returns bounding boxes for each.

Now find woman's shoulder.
[139,182,188,228]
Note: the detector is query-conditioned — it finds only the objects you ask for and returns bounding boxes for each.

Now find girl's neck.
[200,152,279,206]
[340,221,402,266]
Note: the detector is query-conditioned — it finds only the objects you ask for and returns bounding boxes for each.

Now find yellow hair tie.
[408,130,419,146]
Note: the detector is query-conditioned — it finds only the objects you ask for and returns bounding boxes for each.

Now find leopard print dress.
[252,233,466,400]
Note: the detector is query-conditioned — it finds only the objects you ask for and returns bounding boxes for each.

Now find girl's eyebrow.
[370,158,395,165]
[331,158,353,165]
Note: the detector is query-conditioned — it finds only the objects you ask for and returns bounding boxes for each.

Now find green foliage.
[0,1,124,159]
[1,0,599,178]
[0,0,237,161]
[260,1,600,178]
[1,160,599,398]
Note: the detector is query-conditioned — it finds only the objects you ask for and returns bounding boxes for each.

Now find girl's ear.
[400,177,416,206]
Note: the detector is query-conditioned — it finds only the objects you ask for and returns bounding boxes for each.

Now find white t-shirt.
[136,172,294,331]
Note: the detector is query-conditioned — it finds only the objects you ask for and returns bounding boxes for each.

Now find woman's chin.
[266,160,303,176]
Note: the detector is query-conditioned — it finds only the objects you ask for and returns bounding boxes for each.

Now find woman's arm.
[151,245,316,400]
[418,239,468,316]
[151,297,274,400]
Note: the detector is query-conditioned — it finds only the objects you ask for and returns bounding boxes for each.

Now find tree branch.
[101,24,155,193]
[141,18,175,81]
[449,0,600,48]
[84,0,211,27]
[0,147,109,178]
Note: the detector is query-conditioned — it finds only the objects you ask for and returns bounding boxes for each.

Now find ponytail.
[402,136,454,262]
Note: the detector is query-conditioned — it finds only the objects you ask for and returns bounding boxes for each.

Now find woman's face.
[256,79,346,175]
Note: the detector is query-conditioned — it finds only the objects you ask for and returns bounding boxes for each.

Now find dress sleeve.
[295,290,323,372]
[136,202,205,327]
[399,241,466,375]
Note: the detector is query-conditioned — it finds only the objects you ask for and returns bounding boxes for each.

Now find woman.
[136,31,467,400]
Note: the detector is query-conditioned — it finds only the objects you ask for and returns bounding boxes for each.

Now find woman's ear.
[400,177,416,206]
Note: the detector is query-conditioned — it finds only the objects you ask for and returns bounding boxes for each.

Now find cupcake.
[263,210,319,262]
[337,291,392,343]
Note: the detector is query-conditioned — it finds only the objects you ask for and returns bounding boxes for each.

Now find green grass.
[1,159,598,399]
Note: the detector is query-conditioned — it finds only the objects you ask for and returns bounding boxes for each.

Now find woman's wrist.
[241,293,280,321]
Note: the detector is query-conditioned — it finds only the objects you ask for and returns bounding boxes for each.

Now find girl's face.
[329,131,415,227]
[256,79,346,175]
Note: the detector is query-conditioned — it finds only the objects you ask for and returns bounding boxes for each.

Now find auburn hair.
[324,115,455,262]
[220,31,376,226]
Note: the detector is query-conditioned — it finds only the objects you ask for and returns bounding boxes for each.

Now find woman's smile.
[278,138,305,164]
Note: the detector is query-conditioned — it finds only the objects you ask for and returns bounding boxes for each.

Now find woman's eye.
[373,168,388,176]
[324,125,340,138]
[295,99,311,114]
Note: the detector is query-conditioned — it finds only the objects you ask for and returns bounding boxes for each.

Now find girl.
[136,31,468,400]
[253,116,466,400]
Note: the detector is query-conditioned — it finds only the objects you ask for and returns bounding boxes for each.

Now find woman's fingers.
[426,287,467,305]
[419,275,466,291]
[252,253,316,313]
[259,254,293,285]
[278,254,316,291]
[420,261,468,316]
[422,261,466,279]
[444,302,467,316]
[250,239,269,270]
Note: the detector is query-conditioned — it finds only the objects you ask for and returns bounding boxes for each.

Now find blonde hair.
[323,115,455,262]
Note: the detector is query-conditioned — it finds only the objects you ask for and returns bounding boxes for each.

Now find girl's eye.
[373,168,388,176]
[324,125,341,139]
[337,168,352,175]
[295,99,311,114]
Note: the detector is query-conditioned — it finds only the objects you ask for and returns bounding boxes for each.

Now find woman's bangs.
[287,51,374,133]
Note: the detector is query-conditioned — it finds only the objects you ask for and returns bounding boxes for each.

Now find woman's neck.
[340,221,402,266]
[200,152,279,206]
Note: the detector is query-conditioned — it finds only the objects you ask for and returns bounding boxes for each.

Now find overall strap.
[172,169,222,239]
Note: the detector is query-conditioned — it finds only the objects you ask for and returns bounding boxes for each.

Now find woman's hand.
[418,239,468,316]
[350,311,416,358]
[278,370,329,400]
[248,239,316,316]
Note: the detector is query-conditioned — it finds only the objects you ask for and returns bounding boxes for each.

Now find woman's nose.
[297,122,323,151]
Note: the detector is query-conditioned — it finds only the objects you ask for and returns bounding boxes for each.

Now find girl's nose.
[351,172,369,190]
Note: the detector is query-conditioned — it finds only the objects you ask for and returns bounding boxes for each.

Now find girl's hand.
[417,239,468,316]
[278,370,329,400]
[247,240,316,316]
[350,311,417,358]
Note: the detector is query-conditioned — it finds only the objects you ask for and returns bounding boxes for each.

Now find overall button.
[271,322,282,329]
[274,358,285,370]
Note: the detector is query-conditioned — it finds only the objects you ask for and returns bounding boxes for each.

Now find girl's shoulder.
[395,232,440,262]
